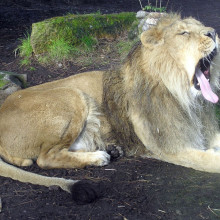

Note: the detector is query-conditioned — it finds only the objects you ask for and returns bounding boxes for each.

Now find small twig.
[208,205,220,217]
[138,0,143,10]
[166,0,170,9]
[124,201,132,206]
[118,213,128,220]
[158,209,166,213]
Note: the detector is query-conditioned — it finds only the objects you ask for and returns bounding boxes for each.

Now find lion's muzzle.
[193,47,218,103]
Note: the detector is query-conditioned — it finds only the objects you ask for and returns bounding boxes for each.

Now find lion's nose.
[205,30,216,41]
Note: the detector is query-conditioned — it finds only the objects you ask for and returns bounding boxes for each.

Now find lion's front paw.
[91,151,110,166]
[107,144,124,160]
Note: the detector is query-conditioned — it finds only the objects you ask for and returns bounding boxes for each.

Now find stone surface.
[30,12,136,54]
[130,12,167,40]
[138,12,166,33]
[0,71,27,105]
[136,10,148,19]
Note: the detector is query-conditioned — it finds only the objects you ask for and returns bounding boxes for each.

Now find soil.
[0,0,220,219]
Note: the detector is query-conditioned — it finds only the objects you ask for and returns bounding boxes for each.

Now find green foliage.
[48,38,73,60]
[37,56,50,64]
[0,75,9,88]
[141,0,169,12]
[0,75,7,88]
[20,58,31,66]
[15,33,33,66]
[31,12,136,54]
[94,10,102,15]
[16,34,33,61]
[0,74,4,80]
[37,36,98,63]
[0,79,7,88]
[29,66,36,71]
[17,12,137,66]
[143,5,166,12]
[117,38,139,58]
[81,35,98,49]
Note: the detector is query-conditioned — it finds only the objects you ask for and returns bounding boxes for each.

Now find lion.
[0,14,219,203]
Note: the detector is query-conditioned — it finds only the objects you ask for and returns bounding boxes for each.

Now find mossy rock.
[0,76,7,88]
[31,12,136,54]
[0,71,27,90]
[0,71,27,105]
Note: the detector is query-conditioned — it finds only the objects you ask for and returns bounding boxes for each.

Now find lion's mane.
[103,14,219,156]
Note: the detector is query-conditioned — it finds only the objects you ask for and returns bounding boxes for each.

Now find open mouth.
[192,48,218,103]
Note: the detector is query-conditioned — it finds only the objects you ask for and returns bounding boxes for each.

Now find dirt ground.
[0,0,220,219]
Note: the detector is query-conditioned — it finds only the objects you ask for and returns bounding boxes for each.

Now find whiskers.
[203,51,220,67]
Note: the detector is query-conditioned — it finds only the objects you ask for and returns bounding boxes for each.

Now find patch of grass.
[20,58,31,66]
[37,56,50,64]
[48,38,73,61]
[139,0,169,12]
[16,12,137,67]
[37,37,97,64]
[16,33,33,66]
[81,35,98,50]
[0,79,7,88]
[117,38,139,60]
[29,66,36,71]
[143,5,166,12]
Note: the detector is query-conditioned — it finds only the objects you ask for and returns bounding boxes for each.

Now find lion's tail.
[0,158,104,204]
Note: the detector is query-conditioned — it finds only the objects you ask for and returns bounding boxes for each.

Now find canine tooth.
[157,128,159,133]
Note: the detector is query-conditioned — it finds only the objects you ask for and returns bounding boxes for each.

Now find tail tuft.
[71,180,106,205]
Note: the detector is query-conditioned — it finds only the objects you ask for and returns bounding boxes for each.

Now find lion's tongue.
[195,68,219,103]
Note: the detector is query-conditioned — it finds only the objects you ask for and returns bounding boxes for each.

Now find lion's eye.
[179,31,190,35]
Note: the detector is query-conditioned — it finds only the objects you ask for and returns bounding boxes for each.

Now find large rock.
[129,11,166,40]
[137,11,166,32]
[31,12,136,55]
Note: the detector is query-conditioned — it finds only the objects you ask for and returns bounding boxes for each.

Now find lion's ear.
[141,28,164,48]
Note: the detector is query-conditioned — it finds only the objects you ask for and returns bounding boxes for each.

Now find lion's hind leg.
[6,157,33,167]
[37,93,110,169]
[0,145,33,167]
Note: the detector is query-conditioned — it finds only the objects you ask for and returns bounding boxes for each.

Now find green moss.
[17,34,32,57]
[0,74,7,88]
[16,33,33,66]
[48,38,73,60]
[80,35,98,49]
[31,12,136,54]
[20,58,31,66]
[0,79,7,89]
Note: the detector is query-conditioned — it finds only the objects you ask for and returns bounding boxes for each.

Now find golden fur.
[0,14,220,193]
